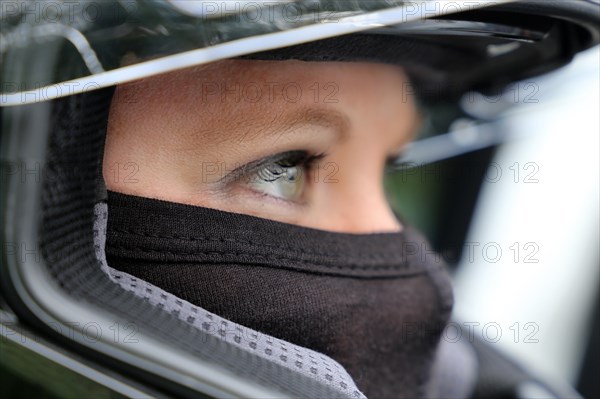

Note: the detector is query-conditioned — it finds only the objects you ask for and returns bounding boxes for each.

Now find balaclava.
[105,190,454,398]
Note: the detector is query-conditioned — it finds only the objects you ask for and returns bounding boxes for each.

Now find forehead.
[108,59,420,164]
[114,59,412,109]
[108,59,419,148]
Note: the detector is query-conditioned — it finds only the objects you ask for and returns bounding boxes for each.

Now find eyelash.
[220,150,325,201]
[384,153,407,174]
[255,151,325,182]
[221,151,401,201]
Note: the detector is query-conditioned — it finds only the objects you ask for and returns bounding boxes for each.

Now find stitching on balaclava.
[93,202,366,398]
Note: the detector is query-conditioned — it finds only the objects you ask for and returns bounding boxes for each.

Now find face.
[103,60,420,233]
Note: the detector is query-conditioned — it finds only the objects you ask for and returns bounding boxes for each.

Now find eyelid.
[217,150,310,186]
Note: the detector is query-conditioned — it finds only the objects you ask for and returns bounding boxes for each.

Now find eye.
[244,151,323,202]
[249,161,305,201]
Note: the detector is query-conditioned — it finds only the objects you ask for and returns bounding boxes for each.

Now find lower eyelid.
[239,184,308,208]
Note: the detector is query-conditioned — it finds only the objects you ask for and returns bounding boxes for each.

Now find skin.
[103,59,420,233]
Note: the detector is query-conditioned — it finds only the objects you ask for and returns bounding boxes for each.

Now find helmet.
[2,0,599,105]
[1,1,599,397]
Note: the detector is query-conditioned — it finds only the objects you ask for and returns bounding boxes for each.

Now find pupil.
[286,167,298,182]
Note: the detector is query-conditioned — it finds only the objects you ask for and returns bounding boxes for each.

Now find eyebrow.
[243,106,351,142]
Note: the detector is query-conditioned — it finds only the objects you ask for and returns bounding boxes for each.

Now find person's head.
[103,59,420,233]
[101,59,449,399]
[3,2,599,398]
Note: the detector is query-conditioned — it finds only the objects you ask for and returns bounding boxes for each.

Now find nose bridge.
[344,188,401,234]
[320,169,401,234]
[311,113,405,234]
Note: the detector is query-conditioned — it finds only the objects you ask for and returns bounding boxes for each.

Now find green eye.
[248,157,307,202]
[221,150,325,203]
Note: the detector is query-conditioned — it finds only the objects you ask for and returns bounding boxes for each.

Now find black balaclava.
[105,190,454,398]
